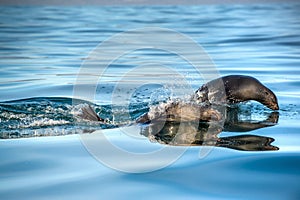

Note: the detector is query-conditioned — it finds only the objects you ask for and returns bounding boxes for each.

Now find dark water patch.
[277,41,300,47]
[218,36,275,44]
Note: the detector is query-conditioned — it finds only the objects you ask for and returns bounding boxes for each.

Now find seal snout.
[268,101,279,110]
[260,89,279,110]
[270,92,279,110]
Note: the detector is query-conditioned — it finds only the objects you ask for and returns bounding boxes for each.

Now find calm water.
[1,3,300,199]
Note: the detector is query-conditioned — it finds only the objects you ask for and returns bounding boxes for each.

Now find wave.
[0,97,149,139]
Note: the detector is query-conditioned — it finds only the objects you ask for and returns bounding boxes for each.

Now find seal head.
[195,75,279,110]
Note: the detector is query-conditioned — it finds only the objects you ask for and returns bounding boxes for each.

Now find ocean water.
[1,3,300,199]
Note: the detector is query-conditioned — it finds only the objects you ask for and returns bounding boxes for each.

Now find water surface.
[1,3,300,199]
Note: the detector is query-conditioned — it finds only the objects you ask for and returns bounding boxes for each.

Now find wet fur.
[195,75,279,110]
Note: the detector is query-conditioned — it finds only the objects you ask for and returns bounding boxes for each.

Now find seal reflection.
[140,110,279,151]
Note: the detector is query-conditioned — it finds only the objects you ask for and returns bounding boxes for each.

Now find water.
[1,3,300,199]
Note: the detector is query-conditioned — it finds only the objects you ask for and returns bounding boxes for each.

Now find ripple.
[0,4,300,199]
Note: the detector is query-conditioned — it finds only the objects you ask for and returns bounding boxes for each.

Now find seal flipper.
[79,105,104,122]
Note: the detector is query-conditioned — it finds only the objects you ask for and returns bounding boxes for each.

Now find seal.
[79,75,279,123]
[194,75,279,110]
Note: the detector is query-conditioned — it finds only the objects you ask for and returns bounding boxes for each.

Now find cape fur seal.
[79,75,279,123]
[136,75,279,123]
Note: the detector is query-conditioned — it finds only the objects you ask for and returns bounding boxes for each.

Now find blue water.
[1,3,300,199]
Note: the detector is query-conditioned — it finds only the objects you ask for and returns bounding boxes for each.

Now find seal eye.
[265,91,269,95]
